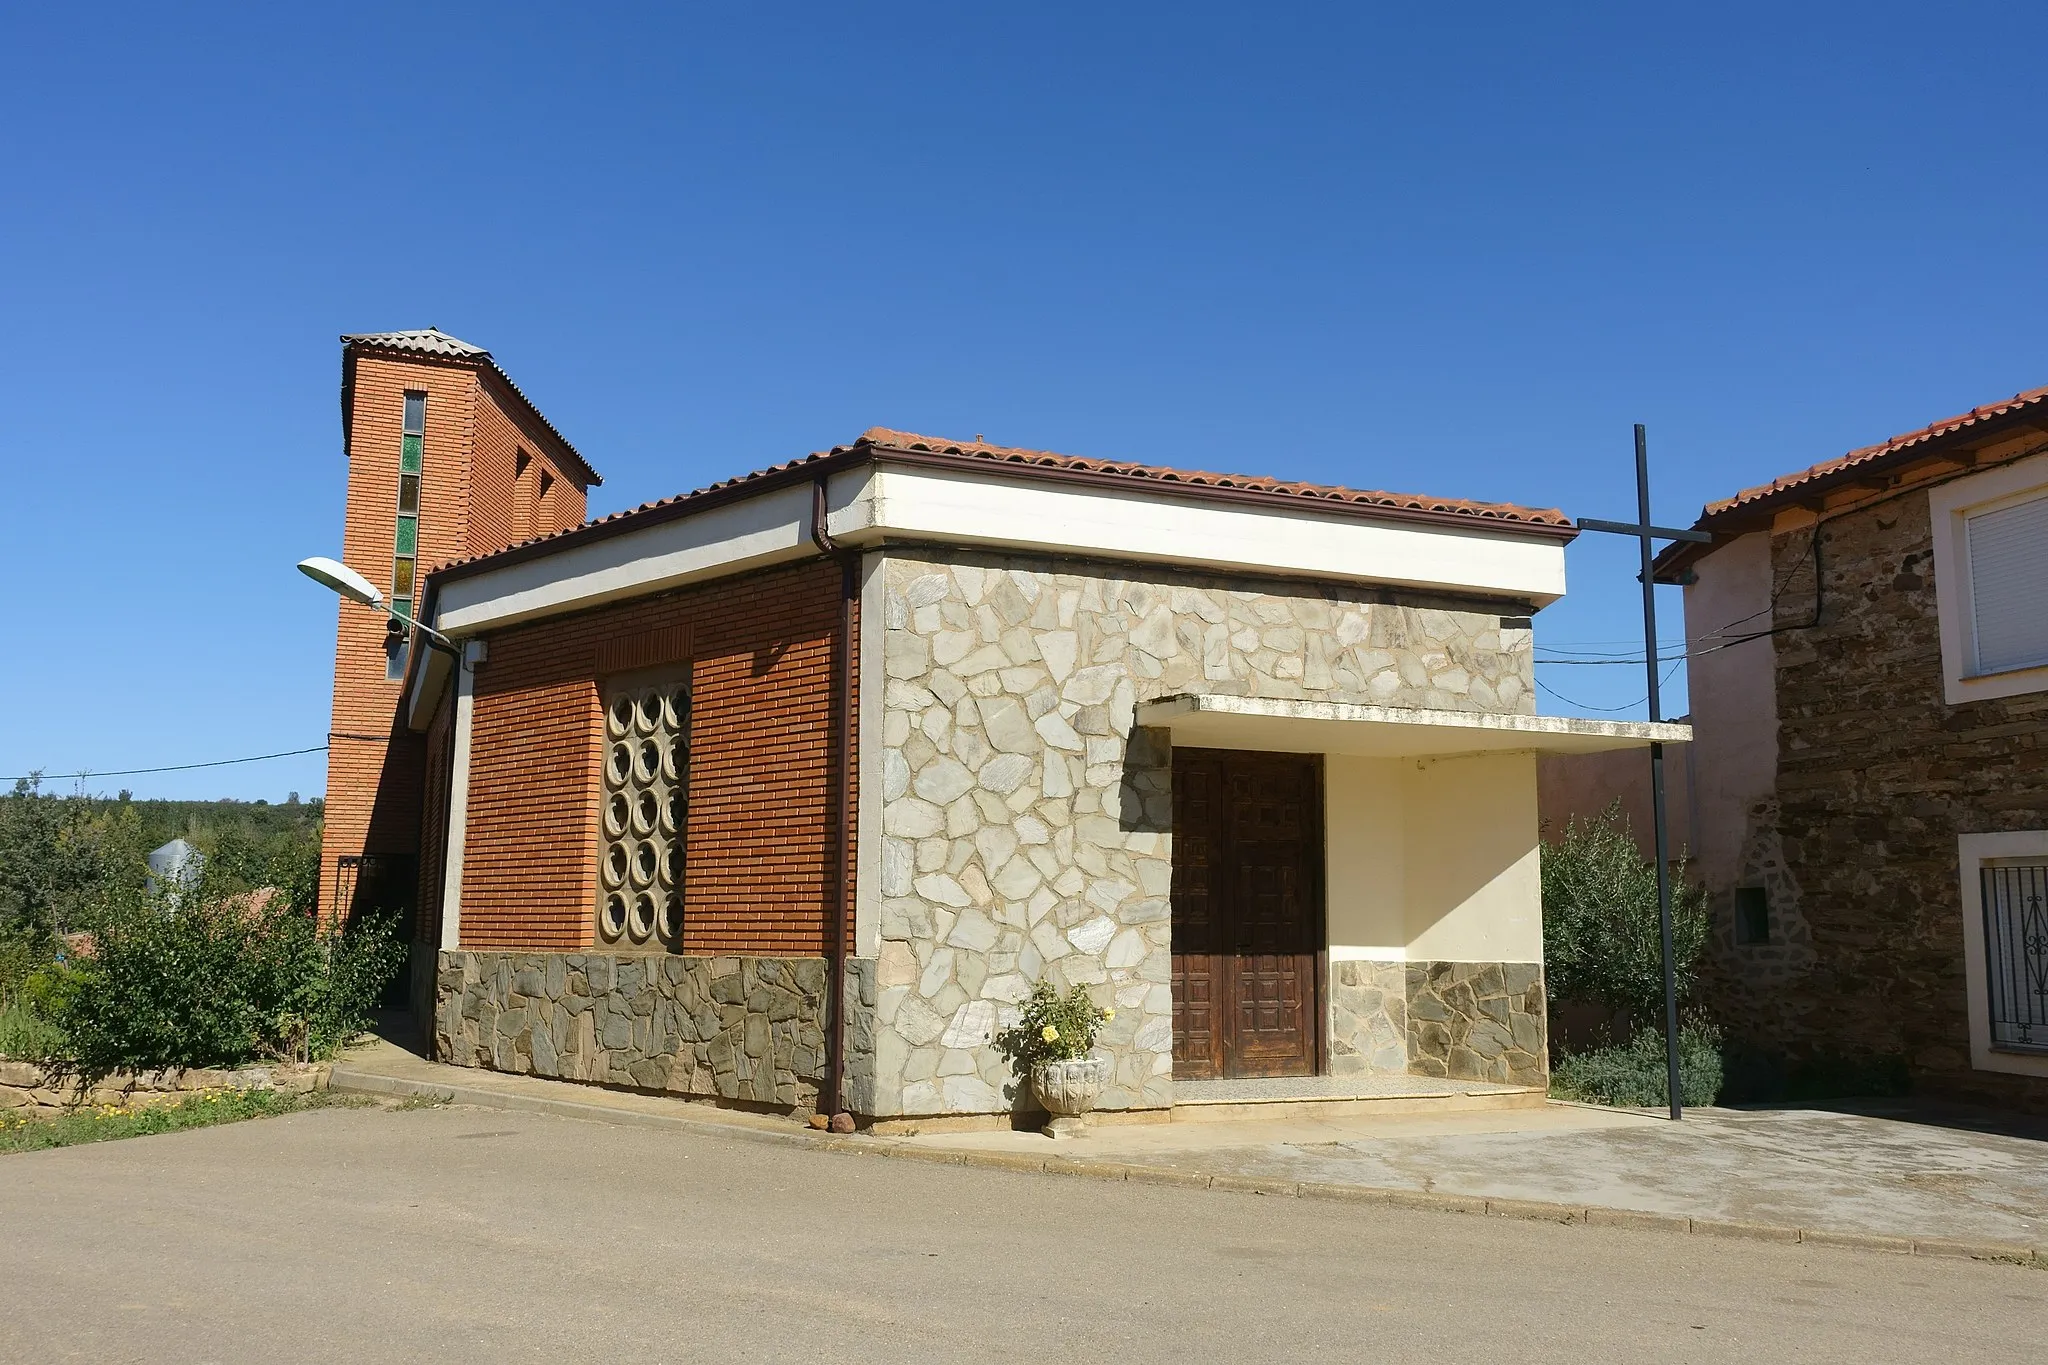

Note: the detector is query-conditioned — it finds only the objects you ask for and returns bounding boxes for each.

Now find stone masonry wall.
[1329,960,1409,1075]
[1405,960,1547,1086]
[0,1060,329,1116]
[436,951,828,1111]
[1741,493,2048,1110]
[866,549,1535,1117]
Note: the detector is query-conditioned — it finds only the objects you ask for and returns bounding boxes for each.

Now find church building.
[321,329,1683,1127]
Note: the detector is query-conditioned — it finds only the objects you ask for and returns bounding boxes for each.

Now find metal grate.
[1983,862,2048,1054]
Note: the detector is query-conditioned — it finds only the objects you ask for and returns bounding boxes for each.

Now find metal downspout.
[810,477,857,1127]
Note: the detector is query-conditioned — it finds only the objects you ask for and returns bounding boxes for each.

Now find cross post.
[1575,424,1711,1120]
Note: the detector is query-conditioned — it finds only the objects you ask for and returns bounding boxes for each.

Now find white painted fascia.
[1956,831,2048,1079]
[430,455,1570,638]
[855,462,1568,605]
[1929,452,2048,705]
[433,470,877,636]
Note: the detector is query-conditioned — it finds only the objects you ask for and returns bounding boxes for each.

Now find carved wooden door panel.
[1170,754,1226,1080]
[1171,749,1322,1080]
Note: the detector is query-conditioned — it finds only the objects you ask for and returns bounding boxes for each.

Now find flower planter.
[1030,1056,1107,1138]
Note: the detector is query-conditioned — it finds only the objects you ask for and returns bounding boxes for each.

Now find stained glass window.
[388,390,426,680]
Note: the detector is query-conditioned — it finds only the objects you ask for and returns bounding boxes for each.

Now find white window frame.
[1957,831,2048,1079]
[1930,452,2048,704]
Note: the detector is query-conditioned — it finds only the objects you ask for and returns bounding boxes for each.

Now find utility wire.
[1535,660,1685,714]
[4,744,331,785]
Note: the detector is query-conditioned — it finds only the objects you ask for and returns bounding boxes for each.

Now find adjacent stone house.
[1653,385,2048,1111]
[322,332,1680,1126]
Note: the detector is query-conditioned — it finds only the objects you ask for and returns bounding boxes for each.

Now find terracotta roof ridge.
[852,427,1572,528]
[1701,382,2048,521]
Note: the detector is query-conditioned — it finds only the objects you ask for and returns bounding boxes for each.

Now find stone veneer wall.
[864,549,1536,1117]
[1329,961,1409,1075]
[436,951,828,1111]
[1404,961,1548,1087]
[1733,494,2048,1110]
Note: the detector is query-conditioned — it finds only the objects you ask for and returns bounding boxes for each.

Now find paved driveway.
[2,1104,2043,1364]
[909,1098,2048,1246]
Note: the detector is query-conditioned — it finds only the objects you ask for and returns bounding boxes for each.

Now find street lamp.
[297,556,458,653]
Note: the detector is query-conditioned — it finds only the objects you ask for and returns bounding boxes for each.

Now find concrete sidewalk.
[331,1039,2047,1264]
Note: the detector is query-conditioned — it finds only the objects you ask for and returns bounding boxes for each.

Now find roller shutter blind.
[1967,490,2048,675]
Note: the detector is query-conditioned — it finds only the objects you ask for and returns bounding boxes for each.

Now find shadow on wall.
[1117,727,1173,837]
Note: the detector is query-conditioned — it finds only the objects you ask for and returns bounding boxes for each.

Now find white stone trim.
[1957,830,2048,1079]
[853,550,887,959]
[437,642,485,952]
[1137,693,1690,757]
[1929,452,2048,705]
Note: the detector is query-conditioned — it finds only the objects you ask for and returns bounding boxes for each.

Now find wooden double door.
[1170,749,1324,1080]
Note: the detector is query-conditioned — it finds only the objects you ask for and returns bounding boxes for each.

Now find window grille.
[596,671,689,951]
[1983,862,2048,1054]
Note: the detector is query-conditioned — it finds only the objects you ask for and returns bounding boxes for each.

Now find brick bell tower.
[324,329,598,970]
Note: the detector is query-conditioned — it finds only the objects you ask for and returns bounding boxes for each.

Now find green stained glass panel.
[395,516,416,555]
[401,435,422,472]
[393,596,413,623]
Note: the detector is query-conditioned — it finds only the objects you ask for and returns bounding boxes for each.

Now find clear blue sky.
[4,3,2043,800]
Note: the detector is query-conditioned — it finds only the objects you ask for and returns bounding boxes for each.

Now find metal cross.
[1574,424,1711,1120]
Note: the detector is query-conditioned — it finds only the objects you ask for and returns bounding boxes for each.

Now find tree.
[0,776,149,939]
[1540,801,1710,1020]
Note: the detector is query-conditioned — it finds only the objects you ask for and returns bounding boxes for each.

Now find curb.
[328,1066,2045,1270]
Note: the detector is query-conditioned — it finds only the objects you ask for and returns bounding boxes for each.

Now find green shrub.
[45,889,404,1083]
[1541,802,1711,1019]
[995,981,1114,1067]
[0,925,55,1009]
[0,1003,65,1061]
[1552,1020,1724,1108]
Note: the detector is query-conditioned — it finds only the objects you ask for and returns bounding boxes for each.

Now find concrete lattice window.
[596,671,689,952]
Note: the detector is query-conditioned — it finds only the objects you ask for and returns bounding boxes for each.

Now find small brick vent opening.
[597,669,690,952]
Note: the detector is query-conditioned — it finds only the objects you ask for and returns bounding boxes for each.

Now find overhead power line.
[4,744,331,785]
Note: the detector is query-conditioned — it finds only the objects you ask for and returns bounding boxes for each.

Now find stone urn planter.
[1030,1056,1107,1138]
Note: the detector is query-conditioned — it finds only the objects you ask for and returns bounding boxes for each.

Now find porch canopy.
[1134,691,1691,982]
[1134,694,1690,758]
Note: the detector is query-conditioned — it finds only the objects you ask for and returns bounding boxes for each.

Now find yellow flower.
[1102,1008,1116,1020]
[1041,1025,1060,1044]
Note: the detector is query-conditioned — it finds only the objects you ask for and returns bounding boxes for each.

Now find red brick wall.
[457,558,858,956]
[323,357,478,906]
[323,346,593,921]
[469,381,587,552]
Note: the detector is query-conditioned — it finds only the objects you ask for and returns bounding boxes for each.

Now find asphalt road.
[2,1104,2042,1364]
